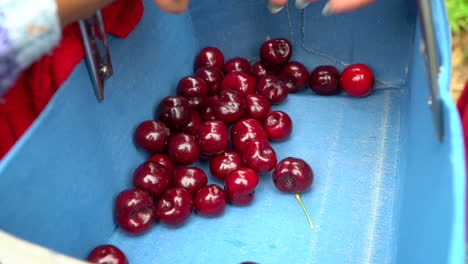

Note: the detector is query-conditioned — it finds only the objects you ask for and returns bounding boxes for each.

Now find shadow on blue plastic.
[0,0,464,263]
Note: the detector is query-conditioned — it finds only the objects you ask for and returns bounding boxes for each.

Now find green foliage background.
[447,0,468,32]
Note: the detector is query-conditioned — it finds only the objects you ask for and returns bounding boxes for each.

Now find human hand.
[268,0,376,14]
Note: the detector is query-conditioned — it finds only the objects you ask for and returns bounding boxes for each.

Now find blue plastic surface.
[0,0,464,263]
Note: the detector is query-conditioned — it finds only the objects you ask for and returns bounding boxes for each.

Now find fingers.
[153,0,190,14]
[323,0,375,14]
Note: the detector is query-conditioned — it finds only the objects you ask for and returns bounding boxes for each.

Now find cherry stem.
[294,193,315,230]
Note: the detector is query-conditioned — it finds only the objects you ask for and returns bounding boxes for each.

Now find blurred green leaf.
[447,0,468,33]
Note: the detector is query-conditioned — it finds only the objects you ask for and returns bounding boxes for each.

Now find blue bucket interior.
[0,0,465,263]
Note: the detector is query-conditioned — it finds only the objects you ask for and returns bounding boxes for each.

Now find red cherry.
[168,133,200,165]
[176,76,208,110]
[133,161,171,197]
[134,120,170,153]
[273,157,313,193]
[115,188,156,234]
[260,38,292,68]
[209,150,243,181]
[224,57,251,74]
[278,61,309,93]
[195,66,224,96]
[340,63,374,97]
[172,166,208,195]
[182,111,202,135]
[201,95,218,121]
[212,89,246,124]
[194,47,224,70]
[194,184,226,217]
[156,187,194,226]
[231,118,268,152]
[264,111,292,141]
[157,96,192,130]
[221,72,257,97]
[242,139,277,173]
[245,94,271,121]
[225,167,259,206]
[87,245,128,264]
[309,65,341,95]
[196,121,229,156]
[147,153,174,174]
[250,61,273,81]
[258,76,288,104]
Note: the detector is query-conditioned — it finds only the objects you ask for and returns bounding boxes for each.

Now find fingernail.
[321,1,334,16]
[268,3,285,14]
[295,0,310,9]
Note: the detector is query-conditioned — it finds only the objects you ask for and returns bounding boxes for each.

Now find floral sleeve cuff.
[0,0,61,95]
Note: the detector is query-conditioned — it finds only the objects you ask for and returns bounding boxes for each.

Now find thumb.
[153,0,190,14]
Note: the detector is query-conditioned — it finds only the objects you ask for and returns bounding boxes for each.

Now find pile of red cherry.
[86,38,374,264]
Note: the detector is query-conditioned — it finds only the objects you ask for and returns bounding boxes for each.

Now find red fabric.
[0,0,143,159]
[457,80,468,242]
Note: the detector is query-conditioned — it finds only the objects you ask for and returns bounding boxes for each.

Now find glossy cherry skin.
[157,96,192,130]
[264,111,293,141]
[260,38,292,68]
[133,161,171,197]
[156,188,194,226]
[194,47,225,70]
[231,118,268,152]
[115,188,156,234]
[273,157,314,193]
[278,61,309,93]
[209,150,243,180]
[309,65,341,95]
[258,76,288,104]
[182,110,202,135]
[172,166,208,195]
[212,89,246,124]
[201,95,218,121]
[221,72,257,97]
[194,184,227,217]
[340,63,374,97]
[196,121,229,156]
[168,133,200,165]
[245,94,271,121]
[224,57,251,74]
[242,139,277,173]
[87,245,128,264]
[195,66,224,96]
[177,76,208,109]
[134,120,170,153]
[251,61,273,81]
[225,167,259,206]
[148,153,175,174]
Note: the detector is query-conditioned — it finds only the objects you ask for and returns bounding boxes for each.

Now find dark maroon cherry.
[172,166,208,195]
[212,89,246,124]
[340,63,374,97]
[201,95,218,121]
[309,65,341,95]
[278,61,309,93]
[195,66,224,96]
[168,133,200,165]
[87,245,128,264]
[273,157,313,193]
[225,168,259,206]
[260,38,292,68]
[196,121,229,156]
[194,184,227,217]
[177,76,208,99]
[224,57,251,74]
[264,111,293,141]
[148,153,175,174]
[156,187,194,226]
[210,150,243,180]
[115,188,156,234]
[134,120,170,153]
[194,47,224,70]
[182,110,202,135]
[242,139,277,173]
[133,161,171,197]
[221,72,257,96]
[245,94,271,121]
[231,118,268,152]
[157,96,192,130]
[250,61,273,81]
[258,76,288,104]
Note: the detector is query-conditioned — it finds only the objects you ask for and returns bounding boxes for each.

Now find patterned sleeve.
[0,0,61,95]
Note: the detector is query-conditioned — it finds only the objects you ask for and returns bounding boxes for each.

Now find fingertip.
[270,0,288,5]
[327,0,374,13]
